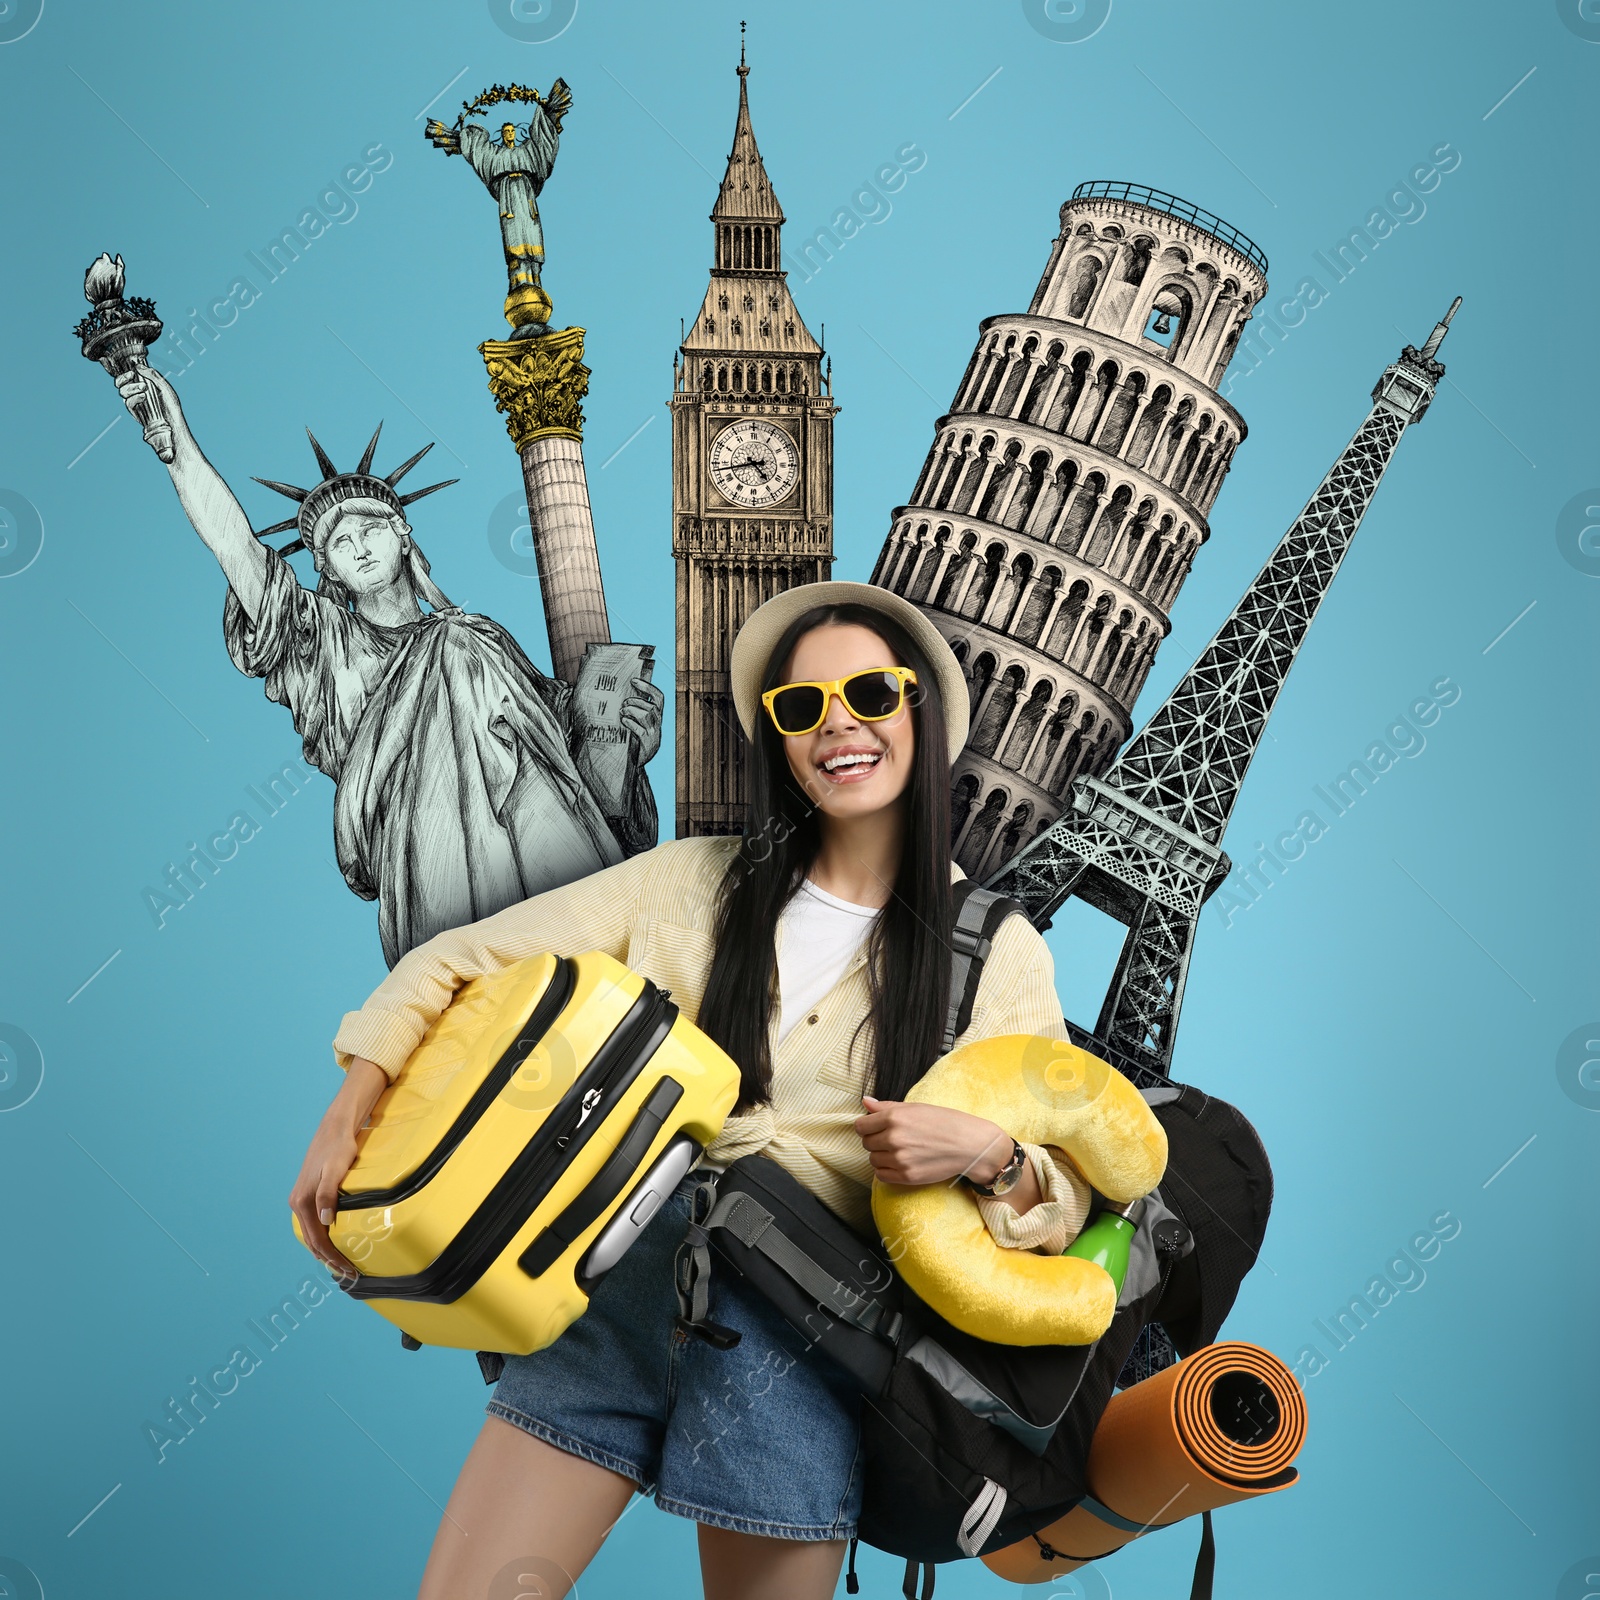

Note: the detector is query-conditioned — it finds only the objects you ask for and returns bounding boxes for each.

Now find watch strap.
[962,1137,1026,1197]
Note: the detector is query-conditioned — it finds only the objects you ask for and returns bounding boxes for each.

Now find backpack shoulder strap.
[943,880,1028,1055]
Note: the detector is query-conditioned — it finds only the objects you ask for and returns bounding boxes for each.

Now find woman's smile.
[816,742,886,783]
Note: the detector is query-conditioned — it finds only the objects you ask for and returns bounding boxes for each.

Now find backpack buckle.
[675,1314,743,1350]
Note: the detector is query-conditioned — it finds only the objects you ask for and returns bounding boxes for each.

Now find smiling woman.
[701,602,952,1110]
[298,579,1108,1599]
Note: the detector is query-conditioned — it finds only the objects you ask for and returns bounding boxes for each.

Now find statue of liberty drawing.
[109,355,661,969]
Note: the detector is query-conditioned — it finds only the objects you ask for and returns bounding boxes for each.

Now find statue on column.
[423,80,633,694]
[427,80,573,337]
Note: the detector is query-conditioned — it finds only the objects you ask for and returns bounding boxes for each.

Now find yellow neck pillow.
[871,1034,1168,1346]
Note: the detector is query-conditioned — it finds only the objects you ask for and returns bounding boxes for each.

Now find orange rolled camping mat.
[983,1341,1307,1584]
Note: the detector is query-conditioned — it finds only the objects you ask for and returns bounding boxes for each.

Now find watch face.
[708,420,800,509]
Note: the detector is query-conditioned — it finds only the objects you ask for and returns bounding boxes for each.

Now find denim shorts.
[486,1170,864,1541]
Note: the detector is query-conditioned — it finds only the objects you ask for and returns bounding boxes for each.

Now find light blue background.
[1,1,1594,1596]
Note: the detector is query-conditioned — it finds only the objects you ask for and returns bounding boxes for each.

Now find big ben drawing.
[670,41,837,837]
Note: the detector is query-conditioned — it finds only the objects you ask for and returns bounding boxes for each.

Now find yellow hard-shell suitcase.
[293,949,742,1354]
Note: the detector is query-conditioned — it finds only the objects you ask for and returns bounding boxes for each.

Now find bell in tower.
[670,29,839,838]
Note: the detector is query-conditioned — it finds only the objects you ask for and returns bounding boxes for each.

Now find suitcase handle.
[517,1076,687,1280]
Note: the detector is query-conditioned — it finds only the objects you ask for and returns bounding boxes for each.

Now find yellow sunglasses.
[761,667,919,737]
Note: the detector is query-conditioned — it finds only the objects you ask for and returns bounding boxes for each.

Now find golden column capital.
[479,326,589,451]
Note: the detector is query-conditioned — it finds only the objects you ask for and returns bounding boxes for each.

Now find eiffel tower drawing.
[986,299,1461,1087]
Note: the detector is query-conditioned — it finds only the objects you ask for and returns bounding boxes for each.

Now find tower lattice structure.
[671,48,837,837]
[870,182,1267,878]
[986,300,1462,1086]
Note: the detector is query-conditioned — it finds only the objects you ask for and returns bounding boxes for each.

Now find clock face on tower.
[708,419,801,509]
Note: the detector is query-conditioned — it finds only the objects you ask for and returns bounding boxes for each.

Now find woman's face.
[778,623,917,821]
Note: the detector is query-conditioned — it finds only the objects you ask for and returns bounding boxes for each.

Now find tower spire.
[713,25,782,225]
[1420,295,1462,361]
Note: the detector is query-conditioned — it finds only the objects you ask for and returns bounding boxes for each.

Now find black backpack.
[672,884,1275,1598]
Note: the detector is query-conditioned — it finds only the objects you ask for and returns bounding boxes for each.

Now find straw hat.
[728,581,970,758]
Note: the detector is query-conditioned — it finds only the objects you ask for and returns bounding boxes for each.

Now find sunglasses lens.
[842,671,904,720]
[770,684,826,734]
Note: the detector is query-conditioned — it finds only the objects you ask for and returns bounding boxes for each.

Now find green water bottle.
[1062,1196,1145,1296]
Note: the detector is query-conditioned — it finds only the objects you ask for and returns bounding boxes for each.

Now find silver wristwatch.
[962,1137,1027,1198]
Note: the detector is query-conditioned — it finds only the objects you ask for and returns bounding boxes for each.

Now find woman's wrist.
[329,1056,389,1134]
[964,1128,1025,1192]
[986,1155,1043,1217]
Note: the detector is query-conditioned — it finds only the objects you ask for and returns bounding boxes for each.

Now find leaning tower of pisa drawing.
[869,181,1268,876]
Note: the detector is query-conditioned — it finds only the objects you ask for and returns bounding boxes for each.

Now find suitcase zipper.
[338,956,578,1211]
[342,980,678,1303]
[560,1088,604,1146]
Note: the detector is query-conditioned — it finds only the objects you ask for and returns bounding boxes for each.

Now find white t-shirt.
[775,878,881,1045]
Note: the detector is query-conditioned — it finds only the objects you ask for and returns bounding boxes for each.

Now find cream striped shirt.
[332,835,1091,1251]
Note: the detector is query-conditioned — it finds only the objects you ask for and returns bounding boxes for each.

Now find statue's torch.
[74,253,173,462]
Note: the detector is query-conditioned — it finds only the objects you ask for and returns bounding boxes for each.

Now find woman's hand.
[856,1095,1018,1188]
[288,1056,390,1280]
[857,1097,1044,1216]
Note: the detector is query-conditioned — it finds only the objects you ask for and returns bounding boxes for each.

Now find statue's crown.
[251,423,456,555]
[453,79,571,131]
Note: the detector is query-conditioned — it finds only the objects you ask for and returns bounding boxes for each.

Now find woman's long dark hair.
[697,603,954,1110]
